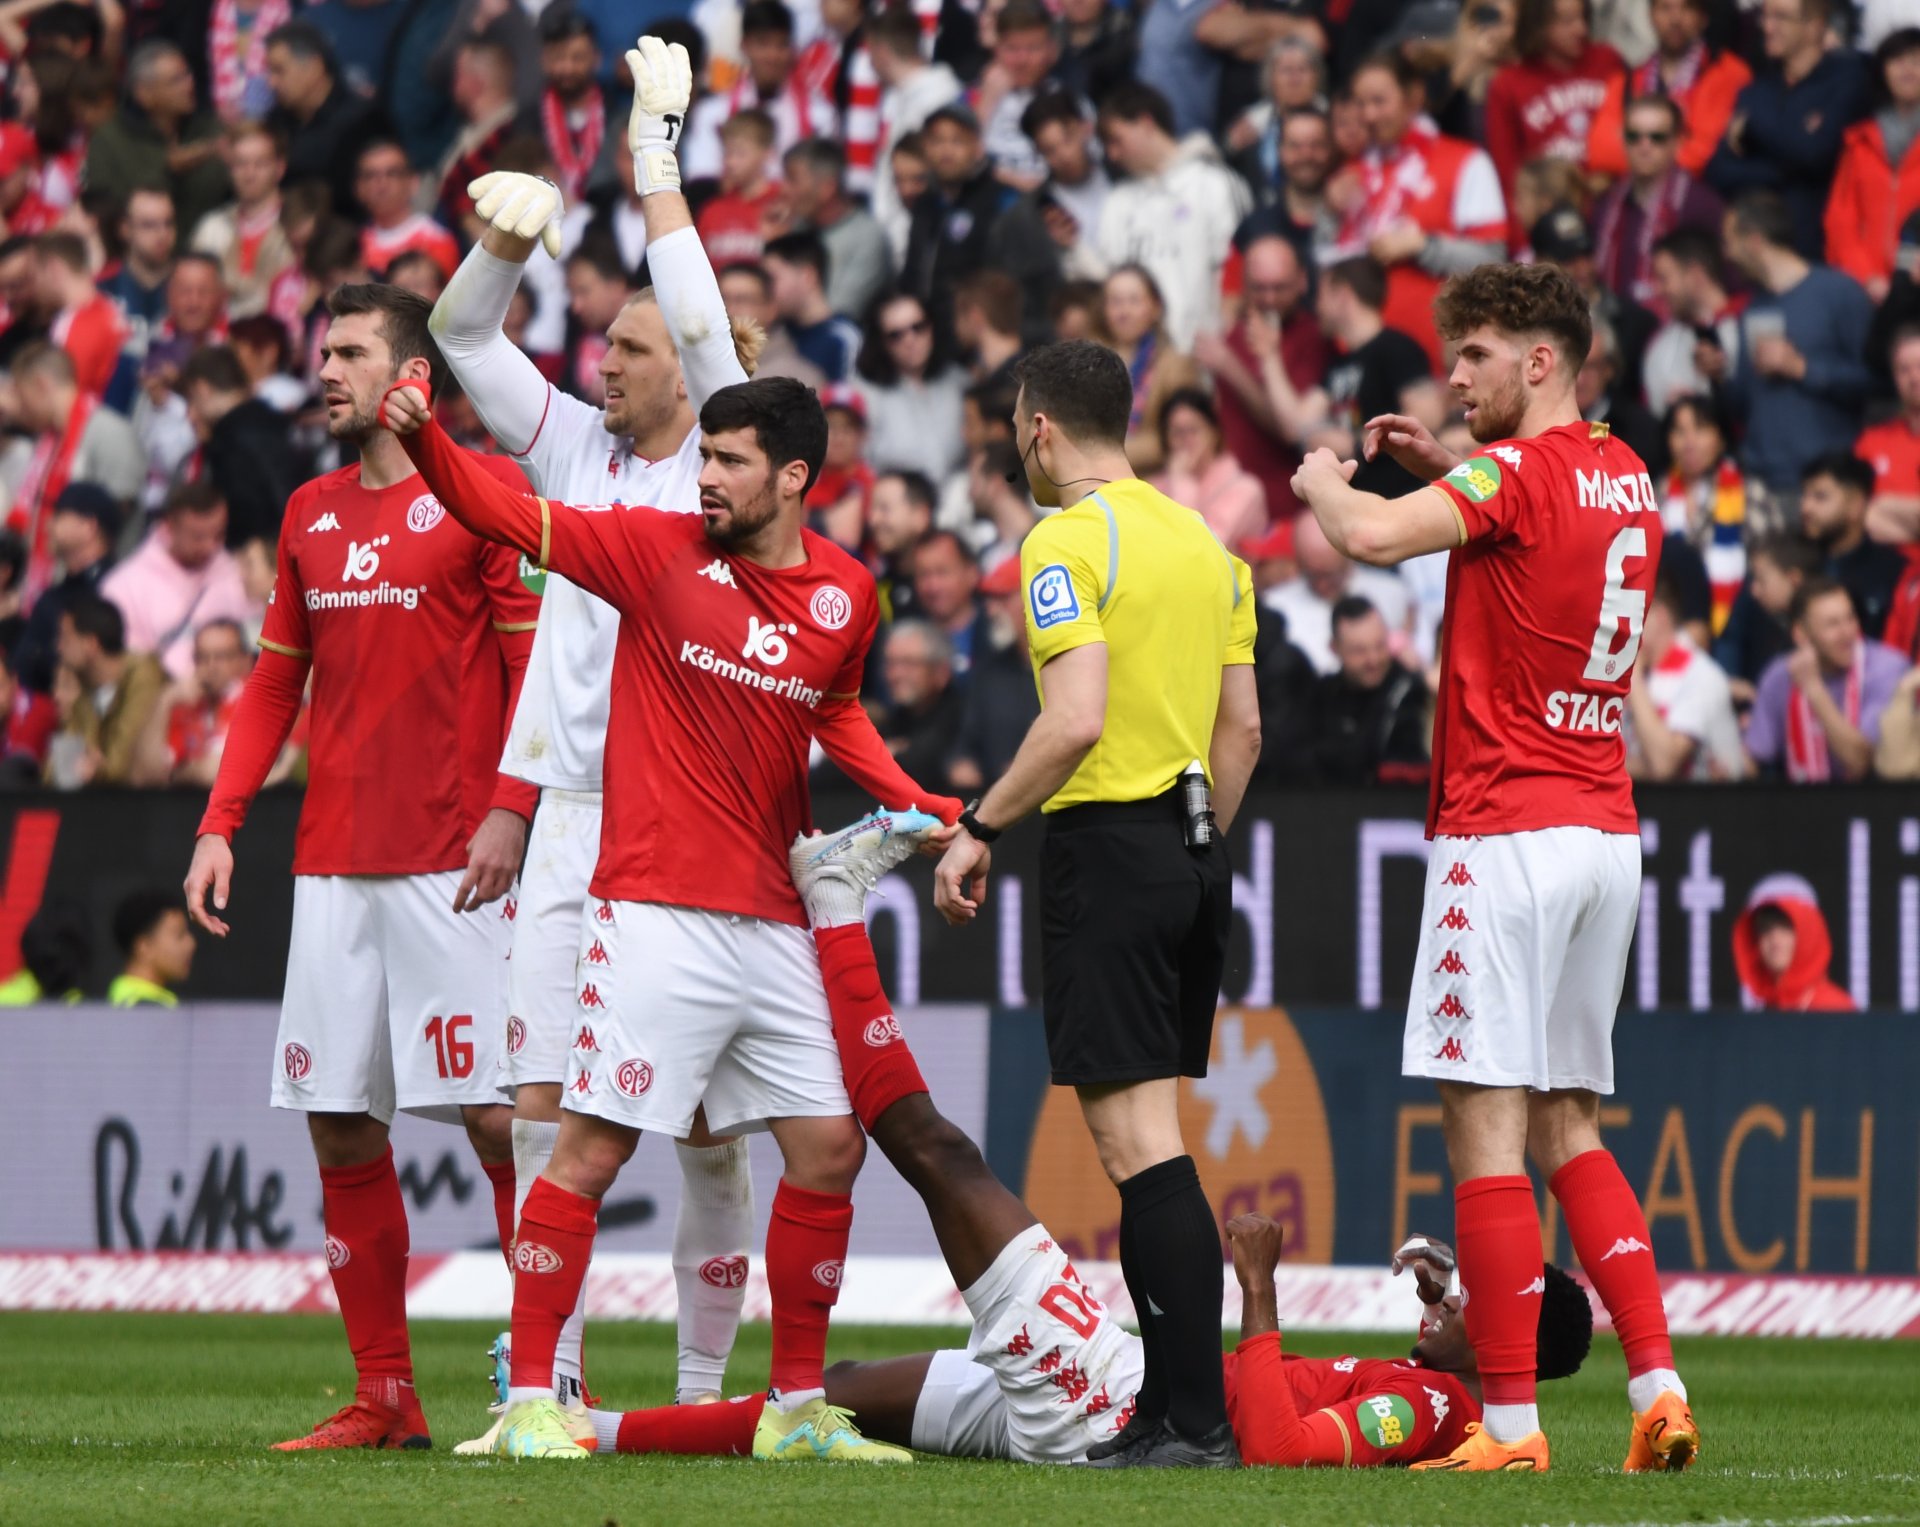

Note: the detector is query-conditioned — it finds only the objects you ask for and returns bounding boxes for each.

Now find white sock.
[768,1386,824,1412]
[672,1137,754,1398]
[1627,1368,1686,1412]
[1481,1402,1540,1442]
[588,1406,623,1453]
[506,1385,550,1406]
[511,1118,586,1397]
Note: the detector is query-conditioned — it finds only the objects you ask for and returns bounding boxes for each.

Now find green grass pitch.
[2,1313,1916,1527]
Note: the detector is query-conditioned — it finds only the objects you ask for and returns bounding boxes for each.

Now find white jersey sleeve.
[430,244,605,497]
[644,224,750,411]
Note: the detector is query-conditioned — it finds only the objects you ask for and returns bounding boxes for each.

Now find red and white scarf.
[1633,40,1704,102]
[723,72,819,142]
[1593,169,1694,308]
[1345,120,1440,245]
[1786,643,1864,782]
[12,391,96,605]
[210,0,291,124]
[541,86,605,202]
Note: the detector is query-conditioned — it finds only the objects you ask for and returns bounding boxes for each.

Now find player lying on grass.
[554,1213,1591,1466]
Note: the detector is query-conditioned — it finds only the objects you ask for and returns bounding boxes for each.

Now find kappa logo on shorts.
[1441,863,1476,887]
[283,1043,313,1081]
[613,1058,654,1097]
[579,983,606,1010]
[1433,1037,1467,1062]
[1107,1397,1136,1436]
[811,1259,844,1289]
[574,1025,598,1051]
[569,1071,593,1095]
[507,1017,526,1055]
[501,897,517,922]
[1435,907,1474,932]
[1432,994,1472,1021]
[1028,563,1079,630]
[324,1235,350,1269]
[1004,1325,1035,1357]
[514,1241,564,1274]
[1433,950,1469,976]
[1084,1386,1112,1417]
[1049,1359,1090,1404]
[699,1255,749,1289]
[863,1014,903,1048]
[584,939,610,966]
[595,902,614,924]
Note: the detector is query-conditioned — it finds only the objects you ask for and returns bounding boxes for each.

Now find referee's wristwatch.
[958,798,1002,843]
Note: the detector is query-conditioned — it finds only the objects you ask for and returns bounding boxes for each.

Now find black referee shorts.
[1038,788,1233,1087]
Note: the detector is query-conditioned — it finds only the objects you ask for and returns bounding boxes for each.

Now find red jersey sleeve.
[196,649,309,840]
[476,524,541,819]
[1322,1371,1459,1466]
[1432,441,1531,542]
[1230,1334,1355,1467]
[258,505,312,657]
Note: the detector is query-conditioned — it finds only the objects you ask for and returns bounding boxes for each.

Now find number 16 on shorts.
[425,1014,475,1079]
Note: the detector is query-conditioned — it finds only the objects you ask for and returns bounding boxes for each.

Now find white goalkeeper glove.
[467,171,565,259]
[626,35,693,197]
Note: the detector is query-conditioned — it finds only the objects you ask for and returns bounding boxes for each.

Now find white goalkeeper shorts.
[562,899,849,1138]
[506,789,602,1086]
[912,1228,1144,1464]
[1402,827,1641,1095]
[273,871,512,1125]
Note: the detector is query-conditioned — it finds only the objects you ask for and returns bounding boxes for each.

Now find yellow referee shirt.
[1021,479,1257,812]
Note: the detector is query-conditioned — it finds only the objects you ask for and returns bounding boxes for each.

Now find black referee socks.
[1116,1154,1228,1440]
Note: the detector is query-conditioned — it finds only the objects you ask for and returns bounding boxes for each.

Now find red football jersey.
[249,459,540,874]
[1225,1334,1479,1466]
[534,500,879,924]
[1427,420,1661,839]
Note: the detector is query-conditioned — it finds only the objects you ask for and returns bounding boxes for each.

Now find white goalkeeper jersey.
[431,228,749,791]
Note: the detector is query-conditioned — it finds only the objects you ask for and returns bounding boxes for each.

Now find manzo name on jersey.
[1575,468,1658,517]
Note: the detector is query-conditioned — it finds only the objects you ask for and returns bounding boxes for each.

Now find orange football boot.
[273,1385,431,1452]
[1409,1421,1550,1471]
[1623,1391,1699,1473]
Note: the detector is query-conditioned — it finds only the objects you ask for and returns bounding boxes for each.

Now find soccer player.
[181,284,541,1451]
[588,1214,1591,1467]
[380,363,962,1462]
[428,74,770,1436]
[1291,261,1698,1473]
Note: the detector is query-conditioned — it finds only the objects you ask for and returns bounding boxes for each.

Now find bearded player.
[182,285,540,1451]
[381,334,968,1460]
[1291,262,1697,1473]
[431,36,962,1448]
[428,55,767,1437]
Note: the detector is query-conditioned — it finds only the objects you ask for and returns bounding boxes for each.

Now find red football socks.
[318,1148,413,1384]
[507,1177,599,1394]
[765,1179,853,1400]
[616,1394,765,1454]
[1453,1175,1543,1408]
[482,1157,516,1266]
[814,925,928,1131]
[1551,1149,1674,1377]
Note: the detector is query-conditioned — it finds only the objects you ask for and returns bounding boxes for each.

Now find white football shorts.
[273,871,512,1125]
[563,899,849,1137]
[507,789,602,1085]
[1403,826,1641,1094]
[911,1228,1145,1464]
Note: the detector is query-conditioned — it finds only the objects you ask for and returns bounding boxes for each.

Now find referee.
[933,340,1261,1469]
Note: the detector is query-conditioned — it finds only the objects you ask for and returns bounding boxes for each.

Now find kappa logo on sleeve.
[1029,563,1080,629]
[1445,457,1503,503]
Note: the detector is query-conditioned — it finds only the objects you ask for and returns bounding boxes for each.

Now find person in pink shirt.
[1152,388,1270,551]
[100,480,259,681]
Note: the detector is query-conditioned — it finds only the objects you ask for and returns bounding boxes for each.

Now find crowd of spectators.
[3,0,1919,797]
